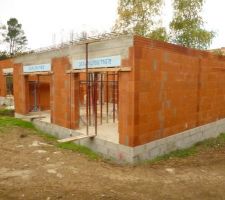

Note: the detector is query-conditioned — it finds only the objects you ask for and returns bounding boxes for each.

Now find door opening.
[78,71,119,141]
[28,75,50,114]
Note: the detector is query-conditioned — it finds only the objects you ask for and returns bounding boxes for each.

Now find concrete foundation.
[33,119,133,163]
[15,111,50,122]
[32,118,225,164]
[0,96,14,108]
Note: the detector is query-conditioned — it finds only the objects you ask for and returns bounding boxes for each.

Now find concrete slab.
[79,102,119,144]
[78,122,119,144]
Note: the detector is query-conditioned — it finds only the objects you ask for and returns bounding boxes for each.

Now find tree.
[113,0,169,41]
[0,51,9,60]
[148,27,169,41]
[0,22,5,44]
[170,0,215,49]
[2,18,27,55]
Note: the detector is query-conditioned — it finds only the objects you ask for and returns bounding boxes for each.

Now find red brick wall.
[198,57,225,125]
[130,36,225,146]
[0,59,14,97]
[51,57,79,129]
[13,64,29,114]
[27,75,51,111]
[39,83,50,110]
[28,82,50,111]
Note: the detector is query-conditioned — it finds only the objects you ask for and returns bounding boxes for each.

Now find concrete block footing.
[16,115,225,164]
[0,96,14,107]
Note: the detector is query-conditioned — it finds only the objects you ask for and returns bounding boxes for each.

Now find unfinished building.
[1,35,225,163]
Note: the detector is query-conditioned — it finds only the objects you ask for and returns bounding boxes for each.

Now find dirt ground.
[1,128,225,200]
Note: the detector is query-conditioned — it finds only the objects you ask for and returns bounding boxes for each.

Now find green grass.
[196,133,225,148]
[57,142,100,160]
[0,108,15,117]
[150,146,198,163]
[149,133,225,164]
[33,129,58,142]
[0,116,35,129]
[0,116,100,160]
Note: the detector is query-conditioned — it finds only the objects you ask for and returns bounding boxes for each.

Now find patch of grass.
[0,108,14,117]
[0,116,35,129]
[196,133,225,149]
[33,129,58,143]
[0,116,100,160]
[57,142,100,160]
[0,116,57,142]
[149,133,225,164]
[150,146,198,163]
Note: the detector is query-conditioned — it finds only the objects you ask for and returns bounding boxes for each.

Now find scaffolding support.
[85,43,89,135]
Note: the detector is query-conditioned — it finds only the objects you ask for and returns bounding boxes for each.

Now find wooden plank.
[66,67,131,74]
[23,72,53,76]
[57,134,96,143]
[30,116,46,120]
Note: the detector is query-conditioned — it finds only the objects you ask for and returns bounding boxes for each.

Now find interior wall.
[28,82,50,112]
[39,83,50,110]
[27,75,51,112]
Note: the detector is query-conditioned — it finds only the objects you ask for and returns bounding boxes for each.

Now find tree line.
[113,0,215,50]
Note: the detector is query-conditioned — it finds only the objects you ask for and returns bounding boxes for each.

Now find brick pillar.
[51,57,79,129]
[0,68,6,97]
[118,47,136,147]
[13,64,29,114]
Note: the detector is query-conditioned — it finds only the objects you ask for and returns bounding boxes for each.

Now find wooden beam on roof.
[23,72,53,76]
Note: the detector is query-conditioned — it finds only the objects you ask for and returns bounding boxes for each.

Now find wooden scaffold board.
[57,134,96,143]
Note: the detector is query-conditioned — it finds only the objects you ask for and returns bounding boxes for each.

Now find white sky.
[0,0,224,50]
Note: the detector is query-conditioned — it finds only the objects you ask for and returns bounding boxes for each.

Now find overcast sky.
[0,0,224,50]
